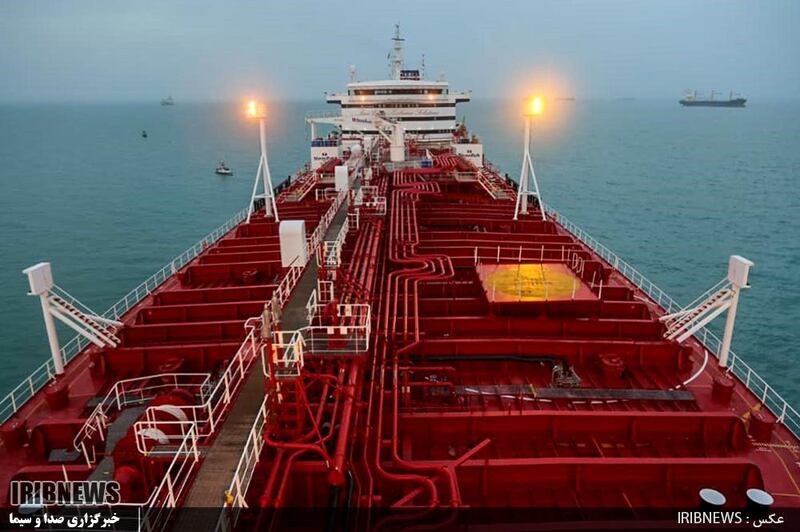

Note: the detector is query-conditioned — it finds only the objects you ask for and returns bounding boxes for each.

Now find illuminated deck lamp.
[513,96,547,221]
[245,99,279,223]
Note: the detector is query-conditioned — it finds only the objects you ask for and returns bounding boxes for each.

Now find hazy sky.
[1,0,798,102]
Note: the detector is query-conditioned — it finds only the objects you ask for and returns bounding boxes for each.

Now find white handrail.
[137,318,262,441]
[546,203,800,439]
[2,207,249,423]
[306,189,347,263]
[73,373,210,460]
[215,397,269,532]
[320,216,350,268]
[63,421,201,532]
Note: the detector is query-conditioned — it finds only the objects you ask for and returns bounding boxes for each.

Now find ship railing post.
[192,429,199,461]
[208,401,216,432]
[166,475,175,507]
[223,372,231,403]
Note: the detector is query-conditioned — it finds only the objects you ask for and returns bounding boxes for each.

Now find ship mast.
[389,24,404,80]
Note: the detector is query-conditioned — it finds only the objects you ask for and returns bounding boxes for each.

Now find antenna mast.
[390,24,404,80]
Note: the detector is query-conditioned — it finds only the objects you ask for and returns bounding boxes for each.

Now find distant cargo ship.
[680,90,746,107]
[161,95,175,106]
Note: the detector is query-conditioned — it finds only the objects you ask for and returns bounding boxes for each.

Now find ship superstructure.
[317,26,470,147]
[1,28,798,532]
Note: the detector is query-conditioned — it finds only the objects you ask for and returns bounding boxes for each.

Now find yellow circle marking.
[485,263,578,301]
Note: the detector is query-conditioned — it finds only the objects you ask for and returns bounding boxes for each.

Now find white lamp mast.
[245,100,279,223]
[514,97,546,221]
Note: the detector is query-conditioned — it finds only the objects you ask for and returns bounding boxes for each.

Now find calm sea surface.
[0,100,798,405]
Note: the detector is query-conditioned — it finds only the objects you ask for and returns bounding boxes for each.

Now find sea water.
[0,100,798,406]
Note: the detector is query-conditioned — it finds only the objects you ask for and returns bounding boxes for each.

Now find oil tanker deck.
[1,29,798,531]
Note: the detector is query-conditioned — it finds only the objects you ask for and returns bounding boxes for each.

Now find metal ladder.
[48,286,122,348]
[660,279,734,343]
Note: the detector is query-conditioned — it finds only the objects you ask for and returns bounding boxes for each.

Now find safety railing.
[1,207,249,424]
[547,204,800,439]
[477,167,502,199]
[474,243,587,272]
[319,216,349,269]
[272,265,304,310]
[307,189,347,258]
[368,196,387,216]
[132,419,197,455]
[215,397,269,532]
[274,302,371,361]
[305,109,342,120]
[284,171,319,202]
[318,280,335,303]
[305,281,336,324]
[353,185,386,216]
[305,289,318,325]
[63,422,200,532]
[73,373,210,465]
[348,209,360,231]
[267,330,306,379]
[135,423,200,532]
[315,187,339,201]
[139,318,262,440]
[74,316,260,468]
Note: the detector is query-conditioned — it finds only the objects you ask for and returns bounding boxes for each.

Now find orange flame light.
[246,100,266,119]
[526,96,543,116]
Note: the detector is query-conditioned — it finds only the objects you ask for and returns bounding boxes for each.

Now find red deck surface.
[242,150,800,529]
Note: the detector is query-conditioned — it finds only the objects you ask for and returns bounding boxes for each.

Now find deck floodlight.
[526,96,543,116]
[245,99,278,222]
[514,96,546,221]
[246,100,267,119]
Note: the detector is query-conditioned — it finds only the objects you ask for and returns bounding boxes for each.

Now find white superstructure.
[322,26,471,145]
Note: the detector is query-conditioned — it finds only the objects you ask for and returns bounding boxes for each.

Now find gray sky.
[1,0,798,102]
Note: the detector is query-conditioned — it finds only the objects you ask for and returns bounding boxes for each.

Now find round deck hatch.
[699,488,726,508]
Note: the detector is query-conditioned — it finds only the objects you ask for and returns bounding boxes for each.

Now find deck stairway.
[49,287,122,348]
[661,280,734,342]
[477,167,511,200]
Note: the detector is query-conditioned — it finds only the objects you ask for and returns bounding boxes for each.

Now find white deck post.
[246,102,279,223]
[718,255,754,367]
[259,117,278,221]
[23,262,65,375]
[514,100,546,221]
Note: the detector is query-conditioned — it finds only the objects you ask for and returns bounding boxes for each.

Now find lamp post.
[246,100,279,223]
[514,96,546,221]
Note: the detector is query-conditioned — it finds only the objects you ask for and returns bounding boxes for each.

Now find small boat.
[161,96,175,106]
[215,161,233,176]
[141,130,148,138]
